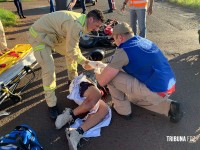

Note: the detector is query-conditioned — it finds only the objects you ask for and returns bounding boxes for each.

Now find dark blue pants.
[50,0,55,12]
[81,0,86,13]
[14,0,24,18]
[108,0,112,10]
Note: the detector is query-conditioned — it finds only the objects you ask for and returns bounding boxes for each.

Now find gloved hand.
[94,63,107,74]
[82,60,106,70]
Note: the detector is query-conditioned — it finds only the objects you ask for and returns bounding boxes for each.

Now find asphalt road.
[0,0,200,150]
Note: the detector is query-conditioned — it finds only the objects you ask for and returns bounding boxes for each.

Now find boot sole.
[170,111,183,123]
[169,102,183,123]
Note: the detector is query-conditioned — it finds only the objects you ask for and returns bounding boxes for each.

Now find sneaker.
[66,128,83,150]
[55,108,73,129]
[48,105,59,119]
[168,101,183,123]
[112,104,132,120]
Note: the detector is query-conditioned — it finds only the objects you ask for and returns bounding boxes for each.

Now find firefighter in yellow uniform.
[28,9,105,119]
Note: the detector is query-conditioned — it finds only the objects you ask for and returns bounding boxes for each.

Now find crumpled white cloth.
[89,61,107,74]
[67,74,88,105]
[82,61,107,74]
[67,74,112,137]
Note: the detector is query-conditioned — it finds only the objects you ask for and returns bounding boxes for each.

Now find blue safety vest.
[120,36,176,92]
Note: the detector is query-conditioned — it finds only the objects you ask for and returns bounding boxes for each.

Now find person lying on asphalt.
[55,74,111,150]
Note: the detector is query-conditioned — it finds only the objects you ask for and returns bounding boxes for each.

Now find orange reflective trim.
[128,0,147,7]
[133,2,147,7]
[129,3,147,7]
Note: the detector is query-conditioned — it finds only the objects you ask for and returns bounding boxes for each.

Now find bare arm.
[95,66,119,87]
[147,0,154,15]
[121,0,129,12]
[68,0,77,10]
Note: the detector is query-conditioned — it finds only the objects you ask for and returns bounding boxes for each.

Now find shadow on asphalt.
[22,6,49,16]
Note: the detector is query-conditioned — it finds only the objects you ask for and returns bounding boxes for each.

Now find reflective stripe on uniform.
[129,0,147,7]
[67,61,77,70]
[78,14,86,27]
[33,44,45,52]
[66,11,86,27]
[29,27,38,38]
[77,55,86,64]
[76,48,86,64]
[43,81,56,91]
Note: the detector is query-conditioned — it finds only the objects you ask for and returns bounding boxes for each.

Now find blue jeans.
[14,0,24,17]
[50,0,55,12]
[130,9,146,38]
[108,0,112,10]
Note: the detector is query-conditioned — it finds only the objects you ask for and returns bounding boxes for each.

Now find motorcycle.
[79,19,118,48]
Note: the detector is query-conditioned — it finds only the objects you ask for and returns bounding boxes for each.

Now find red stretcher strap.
[8,51,20,58]
[0,64,6,68]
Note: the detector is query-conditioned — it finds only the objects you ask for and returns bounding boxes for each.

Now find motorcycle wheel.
[79,34,97,49]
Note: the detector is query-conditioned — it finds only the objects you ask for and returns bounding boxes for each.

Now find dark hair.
[87,9,105,23]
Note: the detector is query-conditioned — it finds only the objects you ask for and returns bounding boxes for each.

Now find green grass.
[169,0,200,9]
[0,9,17,27]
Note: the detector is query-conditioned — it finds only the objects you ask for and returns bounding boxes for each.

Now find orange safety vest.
[129,0,148,8]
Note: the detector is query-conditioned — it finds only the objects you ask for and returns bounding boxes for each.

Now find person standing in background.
[121,0,154,38]
[0,20,9,56]
[67,0,87,14]
[107,0,116,13]
[14,0,26,19]
[80,0,87,14]
[49,0,56,13]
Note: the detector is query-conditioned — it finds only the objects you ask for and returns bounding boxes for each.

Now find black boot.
[111,104,132,120]
[107,9,113,13]
[168,101,183,123]
[48,105,59,119]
